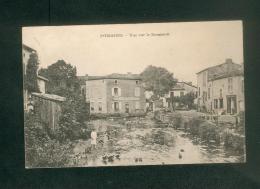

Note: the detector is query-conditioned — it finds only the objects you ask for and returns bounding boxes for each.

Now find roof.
[31,93,66,102]
[37,75,49,81]
[22,44,36,53]
[78,73,142,82]
[196,59,243,81]
[177,81,197,89]
[196,59,241,74]
[208,69,243,81]
[171,81,197,91]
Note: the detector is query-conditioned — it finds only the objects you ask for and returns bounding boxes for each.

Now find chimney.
[225,58,233,64]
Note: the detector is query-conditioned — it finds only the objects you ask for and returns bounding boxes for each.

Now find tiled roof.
[78,73,142,82]
[209,69,243,81]
[31,92,66,102]
[196,59,243,81]
[22,44,36,52]
[177,81,197,88]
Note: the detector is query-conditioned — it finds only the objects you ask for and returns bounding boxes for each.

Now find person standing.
[91,128,97,151]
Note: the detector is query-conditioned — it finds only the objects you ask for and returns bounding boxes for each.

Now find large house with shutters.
[197,58,244,115]
[79,73,146,114]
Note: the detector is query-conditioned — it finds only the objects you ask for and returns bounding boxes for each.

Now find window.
[220,89,222,98]
[170,91,174,97]
[114,102,119,111]
[135,101,140,109]
[208,88,210,99]
[198,87,200,96]
[180,91,184,96]
[203,72,207,87]
[135,87,140,97]
[136,80,139,85]
[203,91,207,102]
[98,102,102,111]
[90,102,94,111]
[125,103,129,113]
[115,80,118,84]
[228,77,233,92]
[214,99,218,109]
[114,88,118,96]
[219,98,223,108]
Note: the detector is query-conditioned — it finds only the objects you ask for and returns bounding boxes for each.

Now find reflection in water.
[73,115,244,167]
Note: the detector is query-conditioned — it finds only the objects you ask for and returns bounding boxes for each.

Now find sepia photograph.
[22,20,245,168]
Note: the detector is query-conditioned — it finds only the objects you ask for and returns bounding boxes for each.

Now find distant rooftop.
[177,81,197,88]
[171,81,197,91]
[22,44,36,53]
[196,59,243,81]
[78,72,142,82]
[31,93,66,102]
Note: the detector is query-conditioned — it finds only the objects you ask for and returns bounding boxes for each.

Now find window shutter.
[118,88,121,96]
[119,102,122,110]
[112,88,114,96]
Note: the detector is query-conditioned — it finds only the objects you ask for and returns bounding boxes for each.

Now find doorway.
[227,95,237,114]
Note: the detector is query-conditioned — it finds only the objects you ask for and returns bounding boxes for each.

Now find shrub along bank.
[24,113,73,168]
[154,111,245,153]
[185,116,245,153]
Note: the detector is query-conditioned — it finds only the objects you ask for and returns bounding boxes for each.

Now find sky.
[22,20,243,85]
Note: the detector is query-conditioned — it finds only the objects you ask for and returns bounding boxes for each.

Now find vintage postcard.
[22,20,245,168]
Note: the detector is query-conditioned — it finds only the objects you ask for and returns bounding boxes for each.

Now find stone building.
[197,59,244,114]
[165,81,197,98]
[165,81,197,108]
[23,44,49,111]
[79,73,146,114]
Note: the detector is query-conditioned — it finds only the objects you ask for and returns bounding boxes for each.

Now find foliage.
[38,60,80,96]
[198,122,220,143]
[24,53,40,93]
[169,92,196,110]
[24,113,73,168]
[179,92,196,109]
[168,113,182,129]
[57,94,89,141]
[39,60,90,140]
[223,132,245,153]
[141,65,177,97]
[237,111,245,134]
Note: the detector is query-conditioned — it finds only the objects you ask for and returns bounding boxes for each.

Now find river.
[72,113,245,167]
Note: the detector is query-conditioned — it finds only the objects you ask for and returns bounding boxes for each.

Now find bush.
[223,131,245,153]
[57,94,89,141]
[24,113,73,168]
[188,117,204,136]
[198,122,220,143]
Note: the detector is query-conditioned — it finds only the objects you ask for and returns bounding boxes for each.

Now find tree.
[140,65,177,97]
[38,60,80,96]
[24,53,40,93]
[39,60,89,137]
[180,92,196,109]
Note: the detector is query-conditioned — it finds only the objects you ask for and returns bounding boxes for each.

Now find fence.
[31,93,66,132]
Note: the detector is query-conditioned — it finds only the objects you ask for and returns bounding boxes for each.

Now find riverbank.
[154,110,245,158]
[68,113,245,167]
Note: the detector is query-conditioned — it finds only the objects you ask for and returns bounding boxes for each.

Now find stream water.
[72,113,245,167]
